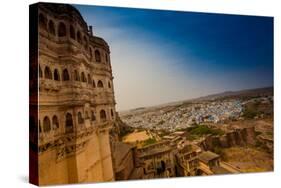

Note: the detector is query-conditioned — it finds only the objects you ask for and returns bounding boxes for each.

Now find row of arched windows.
[39,66,69,81]
[39,13,107,63]
[39,13,70,38]
[41,109,114,133]
[42,115,59,133]
[39,66,112,88]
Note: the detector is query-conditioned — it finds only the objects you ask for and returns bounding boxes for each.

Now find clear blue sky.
[74,4,273,111]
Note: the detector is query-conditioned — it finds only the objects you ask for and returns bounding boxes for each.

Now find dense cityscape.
[117,90,273,178]
[121,98,262,132]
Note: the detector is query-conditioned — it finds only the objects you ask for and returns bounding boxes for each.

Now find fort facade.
[30,3,116,185]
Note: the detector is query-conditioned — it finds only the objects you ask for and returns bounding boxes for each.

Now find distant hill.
[195,87,273,101]
[120,86,273,114]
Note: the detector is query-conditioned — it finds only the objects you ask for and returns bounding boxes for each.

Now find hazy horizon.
[75,5,273,111]
[118,85,273,112]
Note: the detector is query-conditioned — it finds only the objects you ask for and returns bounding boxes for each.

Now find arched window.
[44,66,52,79]
[100,110,106,121]
[111,109,114,118]
[65,113,73,133]
[81,72,86,82]
[43,116,51,132]
[52,115,59,130]
[91,111,96,121]
[97,80,103,88]
[39,13,47,30]
[63,69,70,81]
[39,66,42,78]
[93,80,96,88]
[78,112,84,124]
[54,69,60,81]
[108,81,111,88]
[74,70,80,81]
[105,53,109,63]
[70,25,75,39]
[87,74,91,84]
[48,20,55,35]
[58,22,66,37]
[95,50,101,62]
[77,31,82,43]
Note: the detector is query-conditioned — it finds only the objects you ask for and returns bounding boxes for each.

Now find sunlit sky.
[74,4,273,111]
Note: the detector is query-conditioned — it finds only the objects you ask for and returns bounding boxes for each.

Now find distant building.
[197,151,240,175]
[112,142,143,180]
[137,141,176,179]
[175,144,201,176]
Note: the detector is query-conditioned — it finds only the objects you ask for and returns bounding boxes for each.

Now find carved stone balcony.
[38,126,97,161]
[39,79,61,91]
